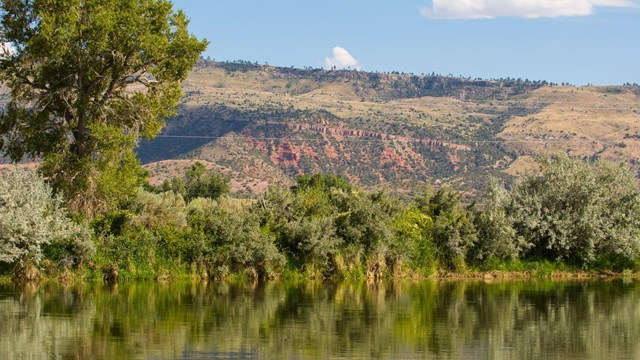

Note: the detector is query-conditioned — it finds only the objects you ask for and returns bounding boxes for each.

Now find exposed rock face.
[236,121,471,187]
[270,141,300,167]
[265,122,471,151]
[380,147,410,170]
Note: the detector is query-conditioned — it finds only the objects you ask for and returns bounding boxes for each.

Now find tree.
[0,0,208,216]
[131,189,187,230]
[472,179,521,261]
[187,197,285,279]
[184,162,230,201]
[393,208,435,273]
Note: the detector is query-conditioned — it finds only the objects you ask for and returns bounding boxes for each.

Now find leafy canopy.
[0,0,208,216]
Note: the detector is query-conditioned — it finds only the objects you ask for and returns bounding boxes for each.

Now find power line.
[154,134,639,144]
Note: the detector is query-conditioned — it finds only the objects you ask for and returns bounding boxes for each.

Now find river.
[1,279,638,359]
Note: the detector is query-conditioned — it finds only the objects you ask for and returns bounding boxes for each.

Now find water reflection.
[0,280,638,359]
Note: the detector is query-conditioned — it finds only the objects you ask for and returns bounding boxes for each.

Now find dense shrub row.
[2,154,640,281]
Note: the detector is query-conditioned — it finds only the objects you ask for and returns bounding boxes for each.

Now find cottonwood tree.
[0,0,207,216]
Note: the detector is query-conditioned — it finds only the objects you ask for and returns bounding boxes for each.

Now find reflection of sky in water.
[0,280,639,360]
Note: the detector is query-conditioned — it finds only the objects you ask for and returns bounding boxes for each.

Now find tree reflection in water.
[0,280,638,359]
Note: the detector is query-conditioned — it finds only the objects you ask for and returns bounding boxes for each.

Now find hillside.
[133,61,638,193]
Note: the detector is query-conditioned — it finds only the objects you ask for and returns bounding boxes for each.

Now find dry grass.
[503,155,540,177]
[500,86,640,158]
[180,66,489,138]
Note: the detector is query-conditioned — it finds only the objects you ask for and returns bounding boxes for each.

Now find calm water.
[1,279,639,359]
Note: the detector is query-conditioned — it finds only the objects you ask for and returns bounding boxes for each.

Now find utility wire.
[154,134,640,144]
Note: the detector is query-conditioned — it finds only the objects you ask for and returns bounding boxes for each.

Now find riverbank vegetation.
[1,154,639,282]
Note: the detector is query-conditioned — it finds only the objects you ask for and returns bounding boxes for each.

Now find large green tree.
[0,0,207,216]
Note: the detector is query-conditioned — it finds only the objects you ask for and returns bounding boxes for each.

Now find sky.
[171,0,640,86]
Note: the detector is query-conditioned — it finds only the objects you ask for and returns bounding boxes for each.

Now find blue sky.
[172,0,640,85]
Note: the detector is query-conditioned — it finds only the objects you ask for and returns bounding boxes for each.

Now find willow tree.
[0,0,208,216]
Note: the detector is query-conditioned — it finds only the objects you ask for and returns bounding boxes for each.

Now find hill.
[117,61,640,193]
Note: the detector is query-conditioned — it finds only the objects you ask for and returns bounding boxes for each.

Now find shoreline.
[2,268,639,286]
[433,269,639,281]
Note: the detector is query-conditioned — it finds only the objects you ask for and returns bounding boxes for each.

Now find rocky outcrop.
[252,121,471,151]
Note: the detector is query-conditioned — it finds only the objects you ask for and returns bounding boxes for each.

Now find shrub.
[472,179,522,261]
[393,208,436,273]
[510,154,640,266]
[0,170,93,273]
[131,189,187,230]
[187,197,285,278]
[184,162,230,201]
[334,190,398,255]
[415,187,477,270]
[281,216,341,273]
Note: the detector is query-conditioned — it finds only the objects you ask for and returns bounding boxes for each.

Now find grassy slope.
[500,86,640,165]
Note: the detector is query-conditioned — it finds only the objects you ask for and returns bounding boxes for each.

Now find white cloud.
[420,0,639,19]
[325,46,361,70]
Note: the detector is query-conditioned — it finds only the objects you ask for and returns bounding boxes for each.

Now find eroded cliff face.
[243,121,469,176]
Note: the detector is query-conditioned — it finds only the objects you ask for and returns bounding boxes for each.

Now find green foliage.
[333,190,399,258]
[257,180,341,276]
[510,154,640,265]
[20,155,639,281]
[0,170,93,268]
[281,217,340,271]
[415,187,477,270]
[130,189,187,230]
[293,173,354,194]
[472,179,521,261]
[0,0,208,216]
[393,208,436,273]
[257,175,413,278]
[187,197,285,279]
[159,162,231,202]
[94,229,164,280]
[473,154,640,268]
[259,186,341,274]
[91,209,130,237]
[92,206,192,280]
[184,162,230,201]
